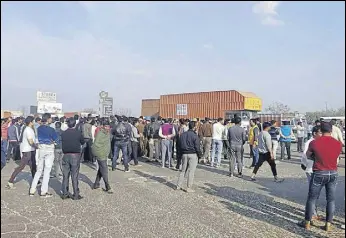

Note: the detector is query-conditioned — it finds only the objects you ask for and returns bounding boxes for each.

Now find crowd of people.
[0,113,345,231]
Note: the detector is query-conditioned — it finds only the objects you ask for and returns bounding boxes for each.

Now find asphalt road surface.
[1,148,345,238]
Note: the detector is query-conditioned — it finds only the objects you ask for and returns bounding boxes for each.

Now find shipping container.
[159,90,262,119]
[141,99,160,117]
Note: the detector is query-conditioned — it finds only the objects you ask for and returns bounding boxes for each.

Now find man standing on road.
[112,116,132,172]
[198,117,213,164]
[30,113,58,198]
[228,117,246,178]
[331,119,344,145]
[210,118,224,168]
[159,118,176,168]
[60,118,85,200]
[130,119,141,166]
[1,118,10,157]
[176,121,202,193]
[299,122,342,231]
[301,125,322,221]
[92,120,113,194]
[296,121,305,152]
[279,121,293,160]
[52,122,63,179]
[248,119,259,168]
[6,118,20,163]
[268,120,279,160]
[7,116,37,189]
[250,122,284,183]
[147,117,161,163]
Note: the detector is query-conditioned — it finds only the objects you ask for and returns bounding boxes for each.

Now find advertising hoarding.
[37,91,57,102]
[37,102,63,114]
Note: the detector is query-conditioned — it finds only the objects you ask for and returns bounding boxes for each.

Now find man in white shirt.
[7,116,37,189]
[331,119,344,145]
[60,117,68,131]
[296,122,305,152]
[210,118,225,168]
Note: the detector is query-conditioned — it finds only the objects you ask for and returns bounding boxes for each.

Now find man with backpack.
[112,116,132,172]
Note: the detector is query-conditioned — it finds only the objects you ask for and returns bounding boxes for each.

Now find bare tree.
[305,107,345,122]
[265,102,291,115]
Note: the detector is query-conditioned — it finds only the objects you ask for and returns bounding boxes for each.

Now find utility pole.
[325,102,328,112]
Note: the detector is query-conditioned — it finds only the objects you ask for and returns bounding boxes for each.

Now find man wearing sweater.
[92,120,112,194]
[250,122,284,183]
[176,121,202,192]
[60,118,85,200]
[30,113,59,198]
[210,118,224,168]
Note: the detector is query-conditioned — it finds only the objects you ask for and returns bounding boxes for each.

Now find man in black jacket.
[148,117,161,162]
[61,118,85,200]
[112,116,132,172]
[176,121,202,193]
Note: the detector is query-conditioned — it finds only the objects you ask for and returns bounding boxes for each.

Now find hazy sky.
[1,1,345,115]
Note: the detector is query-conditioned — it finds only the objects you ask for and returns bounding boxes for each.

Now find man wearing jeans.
[30,113,58,198]
[248,119,259,168]
[112,116,132,172]
[301,125,322,220]
[159,118,176,168]
[210,118,224,168]
[299,122,342,231]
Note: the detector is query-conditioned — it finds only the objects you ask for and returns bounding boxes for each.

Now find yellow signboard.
[244,97,262,111]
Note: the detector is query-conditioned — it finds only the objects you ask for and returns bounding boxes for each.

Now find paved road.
[1,149,345,238]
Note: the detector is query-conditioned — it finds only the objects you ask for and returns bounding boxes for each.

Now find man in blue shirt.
[279,121,293,160]
[29,113,58,198]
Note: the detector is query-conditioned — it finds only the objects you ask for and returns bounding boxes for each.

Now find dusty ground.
[1,149,345,238]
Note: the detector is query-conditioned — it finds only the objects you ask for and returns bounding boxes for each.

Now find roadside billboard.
[37,102,62,114]
[37,91,57,102]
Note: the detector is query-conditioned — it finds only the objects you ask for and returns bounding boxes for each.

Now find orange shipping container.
[141,99,160,117]
[159,90,262,119]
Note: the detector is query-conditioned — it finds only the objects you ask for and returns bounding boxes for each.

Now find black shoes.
[72,195,83,200]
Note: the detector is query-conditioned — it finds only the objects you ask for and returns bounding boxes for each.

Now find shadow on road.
[200,183,341,238]
[132,170,176,189]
